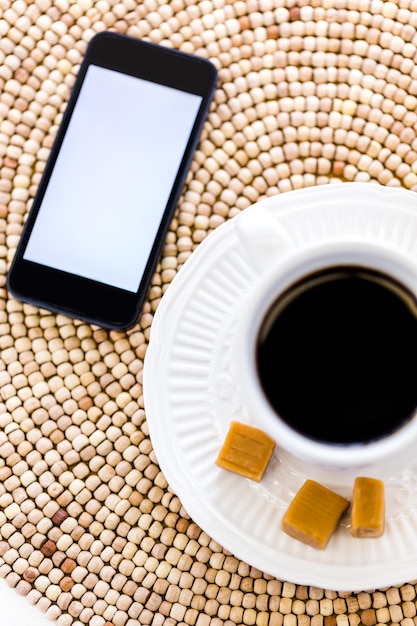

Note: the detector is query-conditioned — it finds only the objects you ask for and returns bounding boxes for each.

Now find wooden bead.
[40,539,56,557]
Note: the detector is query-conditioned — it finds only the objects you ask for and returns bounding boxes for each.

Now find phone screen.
[23,65,203,293]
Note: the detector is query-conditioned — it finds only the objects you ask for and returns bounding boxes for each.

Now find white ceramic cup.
[234,204,417,486]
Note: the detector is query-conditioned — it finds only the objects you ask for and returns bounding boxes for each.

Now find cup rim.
[235,238,417,469]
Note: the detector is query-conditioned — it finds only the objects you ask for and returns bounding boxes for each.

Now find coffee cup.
[234,203,417,486]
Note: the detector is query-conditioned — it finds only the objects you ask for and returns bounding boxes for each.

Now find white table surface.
[0,579,52,625]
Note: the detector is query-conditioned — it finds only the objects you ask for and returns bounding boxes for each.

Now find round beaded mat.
[1,0,417,625]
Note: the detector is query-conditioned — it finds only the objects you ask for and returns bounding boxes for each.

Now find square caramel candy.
[215,421,275,482]
[350,477,385,538]
[282,479,350,550]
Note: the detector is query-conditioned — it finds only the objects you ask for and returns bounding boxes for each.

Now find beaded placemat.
[2,0,417,624]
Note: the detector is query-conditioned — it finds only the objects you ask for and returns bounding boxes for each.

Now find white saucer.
[144,182,417,592]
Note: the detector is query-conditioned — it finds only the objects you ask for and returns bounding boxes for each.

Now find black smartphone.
[8,32,217,330]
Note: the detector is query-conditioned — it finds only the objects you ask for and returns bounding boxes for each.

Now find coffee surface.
[256,266,417,444]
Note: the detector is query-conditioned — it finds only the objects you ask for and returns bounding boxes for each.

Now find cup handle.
[235,205,294,273]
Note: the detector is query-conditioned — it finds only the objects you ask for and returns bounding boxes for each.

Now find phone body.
[8,32,217,330]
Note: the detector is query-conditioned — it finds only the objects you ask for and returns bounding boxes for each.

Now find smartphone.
[8,32,217,330]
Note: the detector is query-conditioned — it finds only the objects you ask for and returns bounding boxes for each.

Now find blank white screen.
[24,65,202,292]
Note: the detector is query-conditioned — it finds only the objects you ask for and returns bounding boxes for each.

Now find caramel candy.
[281,479,350,550]
[215,421,275,482]
[350,477,385,538]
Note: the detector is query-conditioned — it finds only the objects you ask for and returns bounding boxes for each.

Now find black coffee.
[256,265,417,445]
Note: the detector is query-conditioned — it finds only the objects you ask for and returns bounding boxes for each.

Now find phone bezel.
[8,32,217,330]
